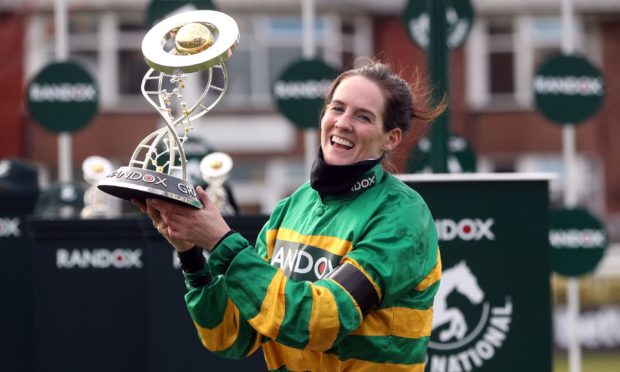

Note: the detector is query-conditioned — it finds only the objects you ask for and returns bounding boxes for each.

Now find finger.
[131,198,147,213]
[196,186,210,207]
[146,203,162,224]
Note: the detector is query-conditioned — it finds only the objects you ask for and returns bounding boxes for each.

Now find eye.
[330,105,344,113]
[357,113,372,123]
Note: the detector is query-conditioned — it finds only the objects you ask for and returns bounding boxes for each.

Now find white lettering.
[549,229,606,249]
[274,79,332,100]
[294,250,313,274]
[29,83,97,102]
[436,218,495,241]
[428,299,512,371]
[0,217,21,237]
[534,76,604,96]
[56,248,143,269]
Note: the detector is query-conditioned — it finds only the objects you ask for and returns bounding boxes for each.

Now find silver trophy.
[98,10,239,208]
[199,151,235,215]
[81,155,120,218]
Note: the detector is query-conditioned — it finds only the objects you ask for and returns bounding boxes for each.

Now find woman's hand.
[140,186,231,252]
[132,198,194,252]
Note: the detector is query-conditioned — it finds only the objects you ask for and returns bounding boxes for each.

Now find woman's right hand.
[132,198,195,252]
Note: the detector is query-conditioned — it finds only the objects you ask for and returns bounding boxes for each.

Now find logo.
[29,82,97,103]
[350,175,376,192]
[0,217,20,238]
[143,174,156,183]
[408,7,471,49]
[428,261,513,371]
[549,229,606,249]
[435,218,495,241]
[56,248,143,269]
[109,169,168,187]
[533,76,604,96]
[270,241,341,282]
[273,79,332,100]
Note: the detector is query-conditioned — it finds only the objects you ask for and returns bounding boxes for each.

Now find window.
[466,14,595,110]
[31,10,370,113]
[488,20,514,96]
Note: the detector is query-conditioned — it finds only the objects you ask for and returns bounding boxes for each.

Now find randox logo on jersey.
[56,248,143,269]
[435,218,495,241]
[0,217,21,238]
[428,261,513,372]
[271,240,342,282]
[350,174,376,193]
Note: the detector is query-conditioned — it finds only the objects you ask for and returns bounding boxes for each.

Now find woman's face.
[320,76,402,166]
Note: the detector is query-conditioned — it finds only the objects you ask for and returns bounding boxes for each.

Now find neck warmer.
[310,148,381,195]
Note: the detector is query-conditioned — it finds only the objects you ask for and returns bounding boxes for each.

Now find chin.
[324,155,356,166]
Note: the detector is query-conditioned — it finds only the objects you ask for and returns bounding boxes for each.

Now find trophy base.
[97,166,203,209]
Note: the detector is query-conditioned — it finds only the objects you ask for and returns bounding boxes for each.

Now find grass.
[553,351,620,372]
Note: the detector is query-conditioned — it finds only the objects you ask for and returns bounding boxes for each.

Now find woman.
[135,61,443,371]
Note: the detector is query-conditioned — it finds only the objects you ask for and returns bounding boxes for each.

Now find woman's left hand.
[146,186,231,252]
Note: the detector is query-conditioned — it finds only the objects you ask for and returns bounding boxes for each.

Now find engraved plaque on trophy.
[98,10,239,208]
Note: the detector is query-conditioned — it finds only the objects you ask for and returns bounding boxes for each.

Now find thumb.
[196,186,210,207]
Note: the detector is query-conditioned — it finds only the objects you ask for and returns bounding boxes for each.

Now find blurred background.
[1,0,619,371]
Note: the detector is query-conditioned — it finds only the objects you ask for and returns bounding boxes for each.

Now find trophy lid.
[82,156,114,184]
[142,10,240,73]
[200,152,233,181]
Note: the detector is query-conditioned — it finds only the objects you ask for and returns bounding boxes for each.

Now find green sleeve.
[348,193,439,307]
[183,255,261,359]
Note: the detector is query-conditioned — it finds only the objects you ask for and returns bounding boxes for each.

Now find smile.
[330,135,354,149]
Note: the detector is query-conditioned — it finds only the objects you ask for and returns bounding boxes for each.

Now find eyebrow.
[330,99,377,120]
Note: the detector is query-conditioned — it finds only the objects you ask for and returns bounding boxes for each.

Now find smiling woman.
[137,60,447,372]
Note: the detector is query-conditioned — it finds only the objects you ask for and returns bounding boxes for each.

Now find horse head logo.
[432,261,485,342]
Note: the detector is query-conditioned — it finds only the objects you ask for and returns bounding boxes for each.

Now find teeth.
[331,136,353,148]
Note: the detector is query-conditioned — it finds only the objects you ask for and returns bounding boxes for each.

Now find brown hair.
[320,61,446,136]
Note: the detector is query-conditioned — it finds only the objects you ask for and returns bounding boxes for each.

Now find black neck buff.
[310,148,381,195]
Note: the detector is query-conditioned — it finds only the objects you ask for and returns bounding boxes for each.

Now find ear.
[382,128,402,152]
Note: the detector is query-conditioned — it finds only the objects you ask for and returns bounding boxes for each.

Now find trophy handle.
[138,64,228,180]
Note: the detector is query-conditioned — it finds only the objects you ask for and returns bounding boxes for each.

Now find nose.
[334,112,353,131]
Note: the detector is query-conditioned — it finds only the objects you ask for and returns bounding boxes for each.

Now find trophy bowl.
[98,10,239,209]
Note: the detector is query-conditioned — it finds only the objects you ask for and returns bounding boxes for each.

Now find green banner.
[27,61,99,133]
[533,54,605,125]
[401,175,552,371]
[273,58,339,129]
[549,207,608,277]
[402,0,475,50]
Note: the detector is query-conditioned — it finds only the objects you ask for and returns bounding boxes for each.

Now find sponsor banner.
[27,61,99,133]
[403,176,552,371]
[533,54,605,125]
[549,208,608,277]
[273,58,339,129]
